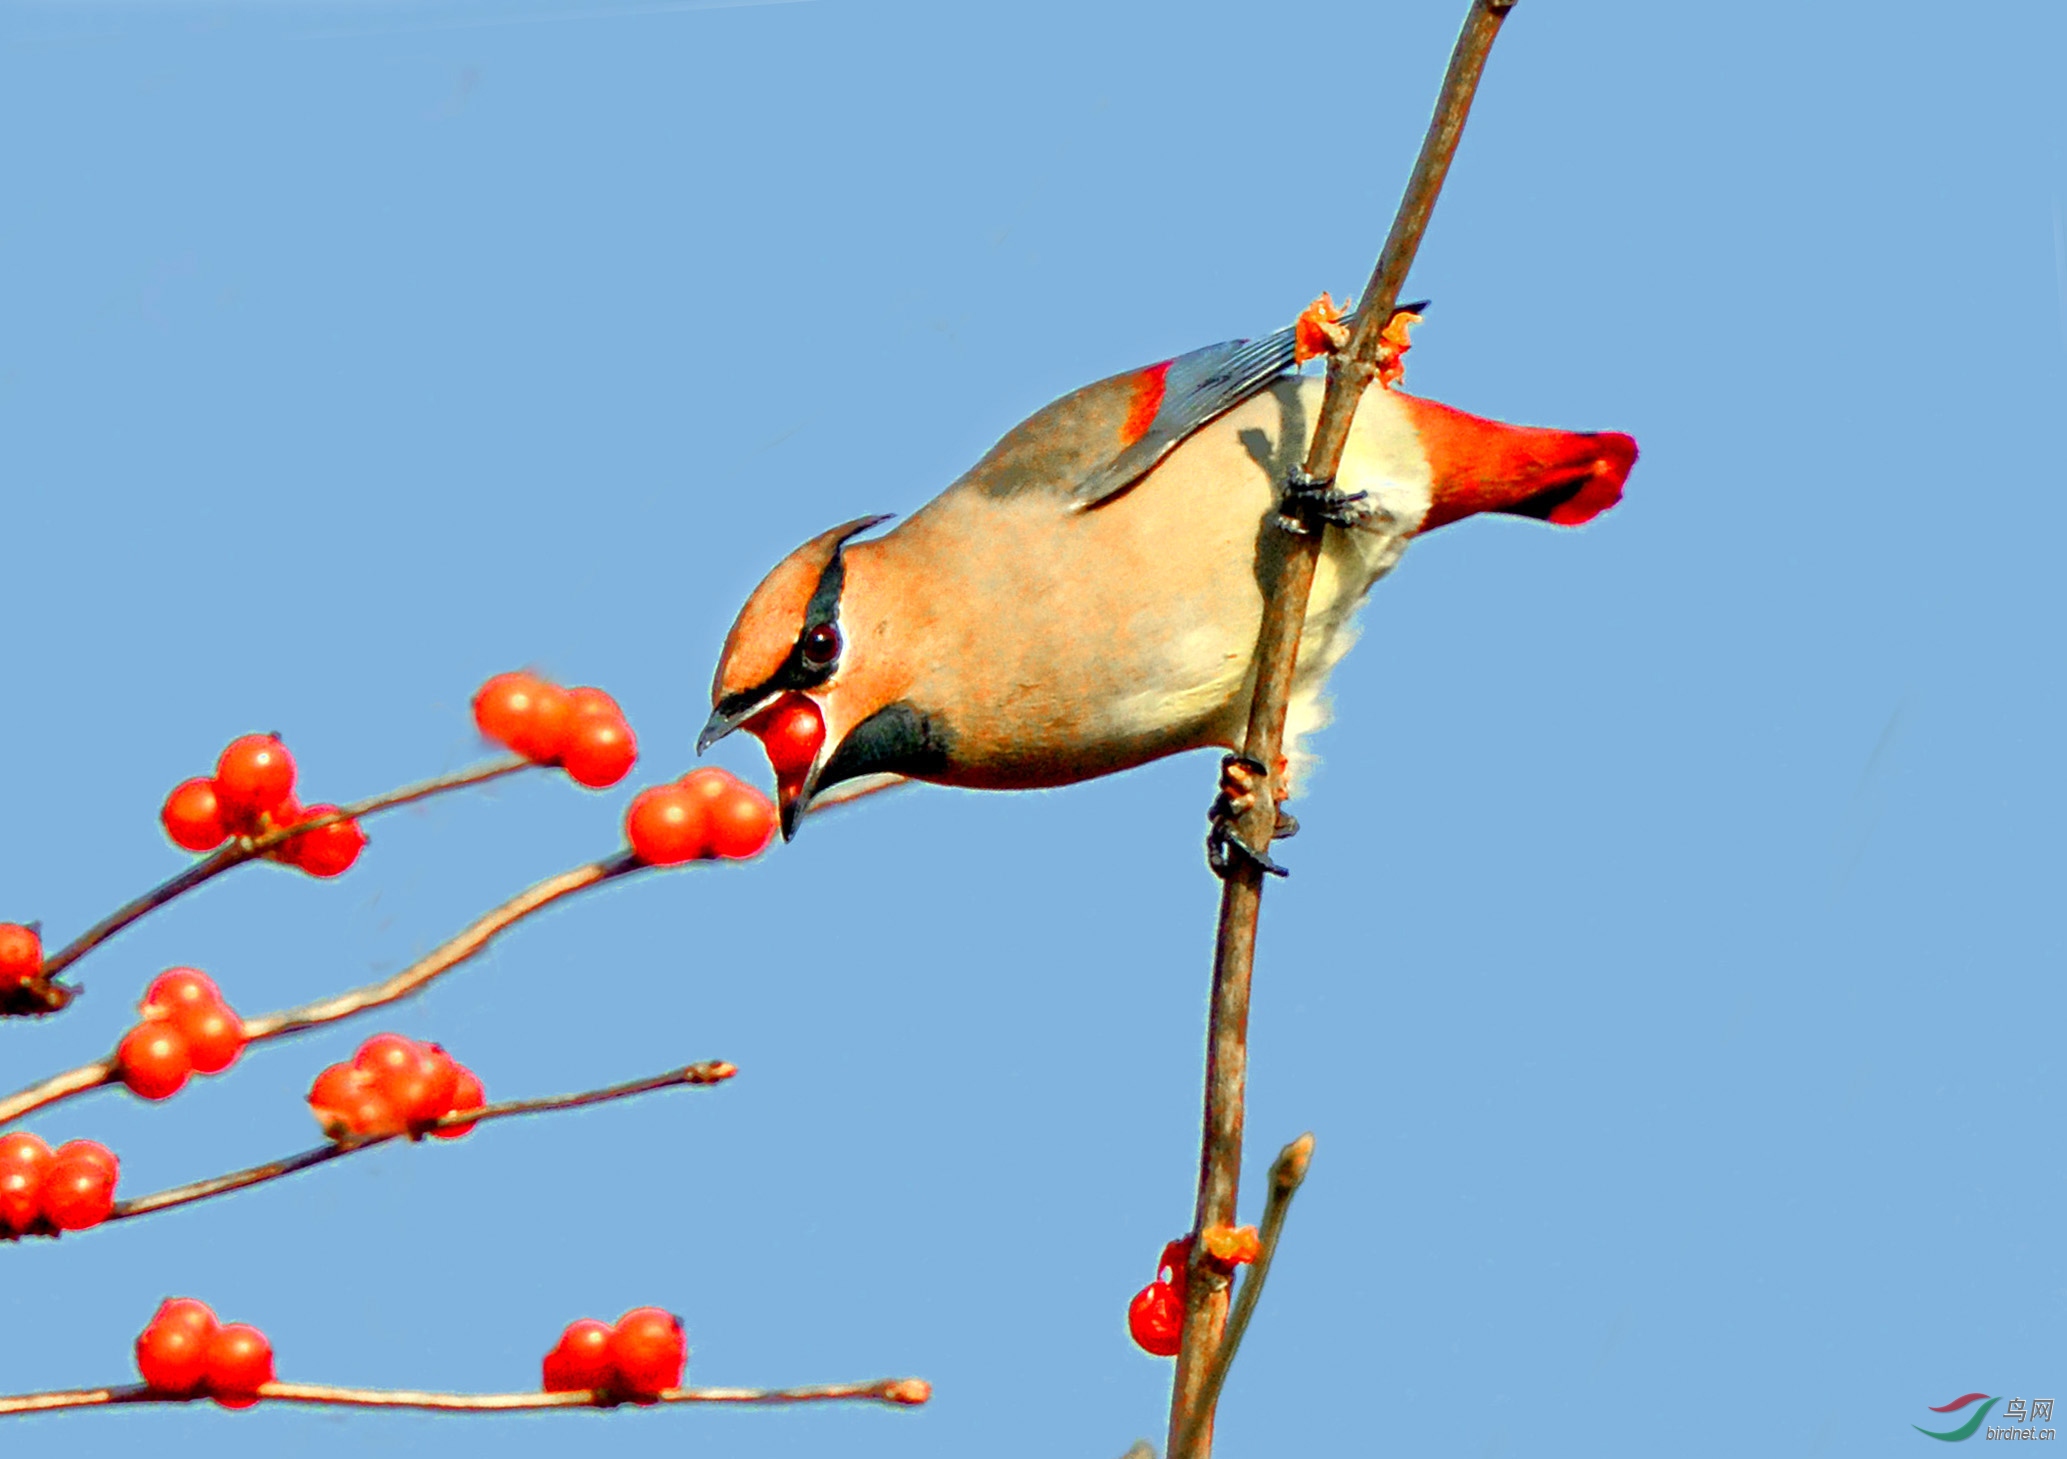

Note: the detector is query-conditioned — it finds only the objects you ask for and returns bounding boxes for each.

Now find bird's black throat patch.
[818,701,952,792]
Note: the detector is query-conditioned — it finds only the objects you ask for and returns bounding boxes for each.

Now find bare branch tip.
[1273,1133,1316,1190]
[883,1378,931,1406]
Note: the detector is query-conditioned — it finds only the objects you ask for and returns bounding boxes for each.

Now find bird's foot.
[1207,754,1289,879]
[1277,469,1379,534]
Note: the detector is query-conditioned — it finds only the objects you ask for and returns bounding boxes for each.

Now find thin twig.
[0,853,640,1129]
[1168,5,1517,1457]
[68,1062,735,1227]
[0,1376,931,1417]
[243,852,639,1041]
[1169,1135,1314,1459]
[13,756,532,1014]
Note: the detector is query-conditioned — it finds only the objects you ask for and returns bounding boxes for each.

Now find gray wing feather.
[1069,322,1301,510]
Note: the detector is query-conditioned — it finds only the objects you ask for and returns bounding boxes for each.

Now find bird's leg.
[1276,468,1387,535]
[1207,753,1288,879]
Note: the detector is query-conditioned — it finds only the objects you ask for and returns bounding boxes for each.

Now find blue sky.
[2,1,2064,1455]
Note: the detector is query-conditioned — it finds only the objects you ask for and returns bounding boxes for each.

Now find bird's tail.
[1397,392,1638,533]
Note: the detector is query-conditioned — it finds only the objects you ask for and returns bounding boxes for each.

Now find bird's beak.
[696,692,780,756]
[713,691,832,842]
[777,760,823,842]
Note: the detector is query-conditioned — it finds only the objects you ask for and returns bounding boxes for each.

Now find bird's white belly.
[1102,378,1431,785]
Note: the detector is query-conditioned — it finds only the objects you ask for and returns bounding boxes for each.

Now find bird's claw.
[1208,822,1287,879]
[1207,753,1290,879]
[1277,469,1381,534]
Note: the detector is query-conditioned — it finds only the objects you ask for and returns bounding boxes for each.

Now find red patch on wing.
[1397,392,1638,533]
[1118,361,1171,447]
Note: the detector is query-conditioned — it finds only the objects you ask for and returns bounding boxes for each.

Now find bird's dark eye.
[800,622,841,669]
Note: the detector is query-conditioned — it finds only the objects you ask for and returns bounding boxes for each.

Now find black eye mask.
[709,514,891,724]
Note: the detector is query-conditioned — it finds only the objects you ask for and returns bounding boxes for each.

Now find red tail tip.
[1400,392,1639,533]
[1542,431,1638,527]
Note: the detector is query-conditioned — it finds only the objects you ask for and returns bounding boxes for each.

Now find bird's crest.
[710,515,889,709]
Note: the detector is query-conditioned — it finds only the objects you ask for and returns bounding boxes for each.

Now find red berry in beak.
[745,694,824,792]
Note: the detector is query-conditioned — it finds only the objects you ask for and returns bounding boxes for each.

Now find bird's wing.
[1069,326,1301,509]
[949,325,1301,511]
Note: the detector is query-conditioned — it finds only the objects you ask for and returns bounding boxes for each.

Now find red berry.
[136,1298,221,1394]
[512,683,572,762]
[745,695,825,785]
[51,1139,118,1181]
[677,767,738,809]
[370,1040,460,1127]
[1127,1281,1183,1357]
[205,1322,274,1408]
[0,923,41,989]
[41,1142,119,1231]
[473,672,573,763]
[341,1086,406,1138]
[215,735,297,822]
[353,1033,416,1076]
[473,671,540,742]
[0,1168,41,1234]
[431,1065,486,1141]
[0,1132,52,1234]
[541,1318,616,1393]
[170,1000,245,1076]
[282,806,366,878]
[306,1062,369,1137]
[139,968,222,1020]
[607,1308,687,1399]
[625,784,712,866]
[561,714,638,789]
[118,1021,193,1101]
[308,1061,407,1138]
[151,1297,220,1336]
[706,782,778,860]
[567,686,623,721]
[0,1132,50,1169]
[161,778,229,852]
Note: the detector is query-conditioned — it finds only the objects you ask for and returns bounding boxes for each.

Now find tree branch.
[0,1376,931,1417]
[1168,1134,1314,1459]
[15,756,533,1015]
[0,853,641,1128]
[1168,6,1518,1456]
[47,1062,739,1230]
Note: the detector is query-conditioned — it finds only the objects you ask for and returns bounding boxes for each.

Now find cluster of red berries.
[473,672,638,789]
[134,1298,274,1408]
[161,734,366,877]
[307,1033,485,1140]
[541,1308,687,1400]
[117,970,246,1102]
[1127,1238,1191,1357]
[624,768,778,866]
[0,922,42,994]
[0,1133,119,1237]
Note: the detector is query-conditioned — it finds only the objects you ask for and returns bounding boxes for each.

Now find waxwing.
[701,317,1637,837]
